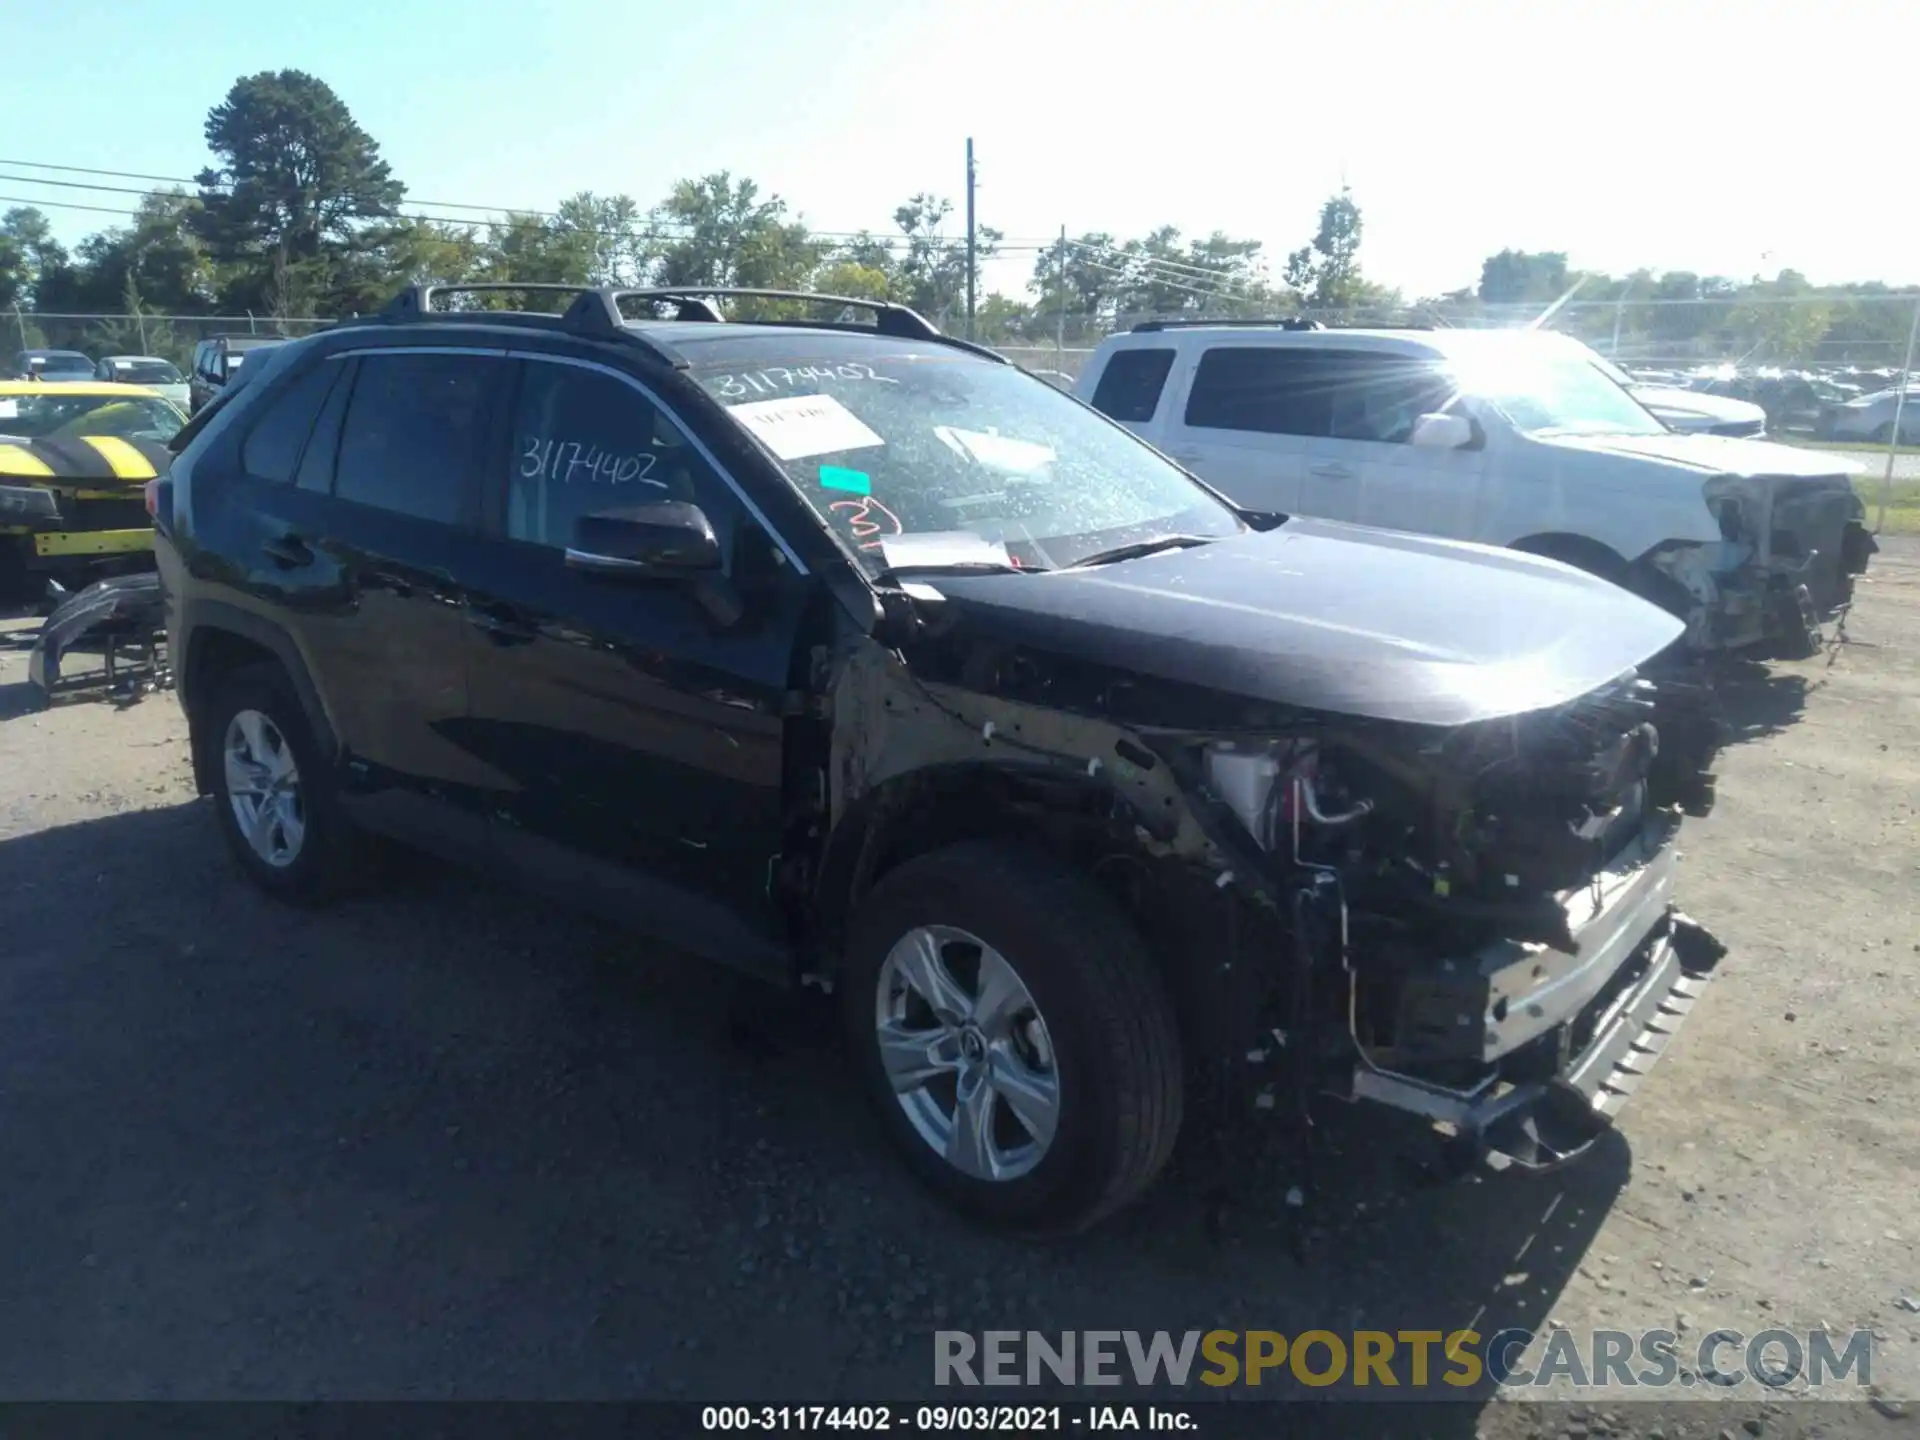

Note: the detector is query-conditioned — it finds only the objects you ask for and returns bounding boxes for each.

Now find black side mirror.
[567,501,723,578]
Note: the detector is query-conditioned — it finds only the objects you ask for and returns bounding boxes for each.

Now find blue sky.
[4,0,1912,299]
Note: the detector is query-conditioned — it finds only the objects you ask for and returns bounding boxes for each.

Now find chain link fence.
[999,293,1920,387]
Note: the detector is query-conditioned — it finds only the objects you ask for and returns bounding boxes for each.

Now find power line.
[0,156,1058,249]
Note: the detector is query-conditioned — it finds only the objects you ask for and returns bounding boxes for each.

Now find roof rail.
[1130,317,1327,334]
[364,282,1010,368]
[609,287,945,340]
[369,283,687,366]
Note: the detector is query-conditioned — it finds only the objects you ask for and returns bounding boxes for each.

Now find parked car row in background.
[1616,360,1919,442]
[6,334,291,415]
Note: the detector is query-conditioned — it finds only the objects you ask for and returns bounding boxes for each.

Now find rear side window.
[1089,348,1175,423]
[1184,348,1330,437]
[333,352,497,525]
[239,362,340,483]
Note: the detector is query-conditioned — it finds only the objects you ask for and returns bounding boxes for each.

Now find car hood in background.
[1630,384,1767,428]
[928,518,1684,728]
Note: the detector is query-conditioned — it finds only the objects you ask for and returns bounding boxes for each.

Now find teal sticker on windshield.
[818,465,871,495]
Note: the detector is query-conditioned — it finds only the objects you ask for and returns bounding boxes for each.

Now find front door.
[457,354,811,960]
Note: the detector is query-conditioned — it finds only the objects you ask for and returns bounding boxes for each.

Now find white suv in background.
[1074,322,1876,655]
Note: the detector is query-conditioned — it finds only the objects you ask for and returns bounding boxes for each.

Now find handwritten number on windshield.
[709,364,895,399]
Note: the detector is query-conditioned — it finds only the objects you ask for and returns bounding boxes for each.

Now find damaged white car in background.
[1076,325,1878,658]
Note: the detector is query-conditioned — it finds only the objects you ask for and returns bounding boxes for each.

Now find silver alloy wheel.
[874,925,1061,1182]
[222,708,306,869]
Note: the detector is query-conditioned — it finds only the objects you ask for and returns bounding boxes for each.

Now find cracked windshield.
[0,0,1914,1435]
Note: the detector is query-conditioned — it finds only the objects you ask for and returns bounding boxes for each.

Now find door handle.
[261,532,313,567]
[465,604,537,646]
[1169,449,1203,465]
[1309,464,1354,480]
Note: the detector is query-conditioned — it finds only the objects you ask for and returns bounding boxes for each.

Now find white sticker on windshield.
[878,531,1012,570]
[728,393,883,461]
[934,425,1056,474]
[0,400,16,418]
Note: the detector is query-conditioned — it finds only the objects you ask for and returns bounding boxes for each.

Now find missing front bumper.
[1351,911,1725,1174]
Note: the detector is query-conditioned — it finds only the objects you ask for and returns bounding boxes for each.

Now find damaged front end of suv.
[819,518,1727,1187]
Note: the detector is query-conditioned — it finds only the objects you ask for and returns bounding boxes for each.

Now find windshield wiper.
[1069,534,1214,569]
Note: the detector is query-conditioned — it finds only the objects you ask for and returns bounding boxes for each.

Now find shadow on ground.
[1712,657,1812,748]
[0,801,1633,1417]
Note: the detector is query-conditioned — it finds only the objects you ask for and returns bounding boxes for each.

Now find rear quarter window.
[1089,348,1175,423]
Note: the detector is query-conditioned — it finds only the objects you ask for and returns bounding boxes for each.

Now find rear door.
[1157,344,1324,516]
[456,351,812,959]
[1084,345,1178,445]
[281,345,514,811]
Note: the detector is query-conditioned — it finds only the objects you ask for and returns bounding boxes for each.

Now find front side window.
[506,362,733,550]
[689,335,1240,573]
[1325,354,1457,444]
[0,391,184,443]
[1089,348,1175,423]
[333,352,496,524]
[33,353,94,380]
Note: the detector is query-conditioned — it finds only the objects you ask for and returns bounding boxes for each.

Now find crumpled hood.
[1534,430,1862,479]
[927,518,1684,728]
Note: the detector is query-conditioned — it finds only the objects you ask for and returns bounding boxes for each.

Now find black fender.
[176,597,340,792]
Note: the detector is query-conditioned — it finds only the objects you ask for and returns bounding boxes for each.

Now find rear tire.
[202,662,365,904]
[841,841,1184,1235]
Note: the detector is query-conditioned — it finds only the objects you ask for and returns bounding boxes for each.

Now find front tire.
[202,663,363,904]
[841,841,1184,1235]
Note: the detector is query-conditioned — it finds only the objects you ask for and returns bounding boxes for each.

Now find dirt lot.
[2,545,1917,1435]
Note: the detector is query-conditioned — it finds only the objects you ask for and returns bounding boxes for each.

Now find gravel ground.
[2,545,1917,1437]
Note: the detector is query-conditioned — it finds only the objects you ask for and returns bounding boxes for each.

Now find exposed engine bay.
[1172,663,1727,1171]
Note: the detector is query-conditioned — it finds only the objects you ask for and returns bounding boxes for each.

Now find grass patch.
[1857,477,1920,533]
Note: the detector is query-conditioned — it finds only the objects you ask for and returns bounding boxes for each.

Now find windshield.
[0,391,185,443]
[27,353,93,379]
[1455,344,1668,437]
[109,359,183,385]
[690,335,1242,572]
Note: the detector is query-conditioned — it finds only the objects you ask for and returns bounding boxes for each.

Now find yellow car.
[0,380,185,595]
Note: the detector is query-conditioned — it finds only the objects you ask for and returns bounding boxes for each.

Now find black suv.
[187,335,287,413]
[155,284,1725,1233]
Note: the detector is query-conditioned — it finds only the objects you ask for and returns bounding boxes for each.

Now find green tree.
[36,191,212,317]
[1477,249,1571,305]
[1,207,67,309]
[1284,189,1370,309]
[651,173,824,296]
[1029,231,1120,334]
[192,70,406,313]
[890,194,999,324]
[553,192,648,287]
[813,259,893,301]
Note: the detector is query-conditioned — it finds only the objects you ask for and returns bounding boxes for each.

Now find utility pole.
[1055,223,1067,372]
[964,138,977,341]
